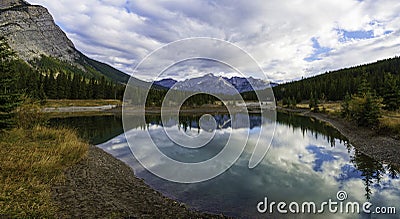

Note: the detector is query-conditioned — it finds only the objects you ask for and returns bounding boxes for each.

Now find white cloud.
[28,0,400,82]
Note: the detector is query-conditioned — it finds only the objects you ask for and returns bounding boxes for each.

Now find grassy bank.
[44,99,122,108]
[0,127,89,218]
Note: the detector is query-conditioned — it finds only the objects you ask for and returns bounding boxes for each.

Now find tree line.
[272,57,400,111]
[40,71,124,100]
[1,42,125,102]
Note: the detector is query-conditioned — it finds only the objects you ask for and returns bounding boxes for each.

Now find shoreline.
[277,106,400,168]
[52,145,225,218]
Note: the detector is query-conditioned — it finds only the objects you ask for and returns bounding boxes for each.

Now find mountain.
[153,78,177,89]
[224,76,275,93]
[155,73,272,94]
[0,0,136,85]
[171,73,237,95]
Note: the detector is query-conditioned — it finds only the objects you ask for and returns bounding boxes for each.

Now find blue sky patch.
[306,145,337,172]
[343,30,374,40]
[337,29,377,43]
[384,30,394,35]
[304,38,333,62]
[336,164,363,182]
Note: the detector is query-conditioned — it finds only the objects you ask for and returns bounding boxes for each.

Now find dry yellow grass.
[319,102,342,113]
[380,111,400,135]
[295,103,309,109]
[0,126,88,218]
[295,102,342,114]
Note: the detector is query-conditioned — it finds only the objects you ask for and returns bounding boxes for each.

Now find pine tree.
[56,72,67,99]
[382,73,400,111]
[341,92,351,118]
[0,38,22,129]
[346,78,382,127]
[46,70,57,99]
[309,91,319,112]
[309,92,315,109]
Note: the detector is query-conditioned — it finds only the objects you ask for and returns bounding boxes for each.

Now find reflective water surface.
[50,113,400,218]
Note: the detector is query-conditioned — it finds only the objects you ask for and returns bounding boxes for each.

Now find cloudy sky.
[29,0,400,82]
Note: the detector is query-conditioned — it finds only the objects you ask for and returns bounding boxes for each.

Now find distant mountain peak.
[172,73,237,95]
[153,78,177,88]
[154,73,273,94]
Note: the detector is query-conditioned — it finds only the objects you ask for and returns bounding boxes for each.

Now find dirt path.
[44,105,118,112]
[52,146,225,218]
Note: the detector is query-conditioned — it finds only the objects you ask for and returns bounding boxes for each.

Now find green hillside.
[77,52,130,84]
[31,54,131,85]
[273,57,400,108]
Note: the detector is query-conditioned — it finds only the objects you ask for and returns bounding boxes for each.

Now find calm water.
[49,115,123,145]
[50,113,400,218]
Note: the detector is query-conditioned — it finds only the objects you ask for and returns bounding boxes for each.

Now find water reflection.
[49,115,123,144]
[50,113,399,218]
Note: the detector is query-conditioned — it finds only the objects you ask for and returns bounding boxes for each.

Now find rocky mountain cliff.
[0,0,79,62]
[0,0,136,84]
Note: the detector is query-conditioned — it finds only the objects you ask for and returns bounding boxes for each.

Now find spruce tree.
[341,92,351,118]
[348,78,382,127]
[382,73,400,111]
[0,38,22,129]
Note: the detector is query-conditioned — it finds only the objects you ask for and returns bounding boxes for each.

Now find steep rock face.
[0,0,135,84]
[0,0,79,62]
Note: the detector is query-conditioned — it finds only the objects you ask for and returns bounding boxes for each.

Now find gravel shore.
[52,145,225,218]
[278,107,400,168]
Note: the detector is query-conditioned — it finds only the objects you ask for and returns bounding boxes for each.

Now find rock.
[0,0,134,84]
[0,0,29,10]
[0,0,79,62]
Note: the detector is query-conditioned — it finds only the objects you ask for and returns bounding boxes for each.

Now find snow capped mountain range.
[153,73,277,95]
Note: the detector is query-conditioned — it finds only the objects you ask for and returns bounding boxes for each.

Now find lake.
[49,112,399,218]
